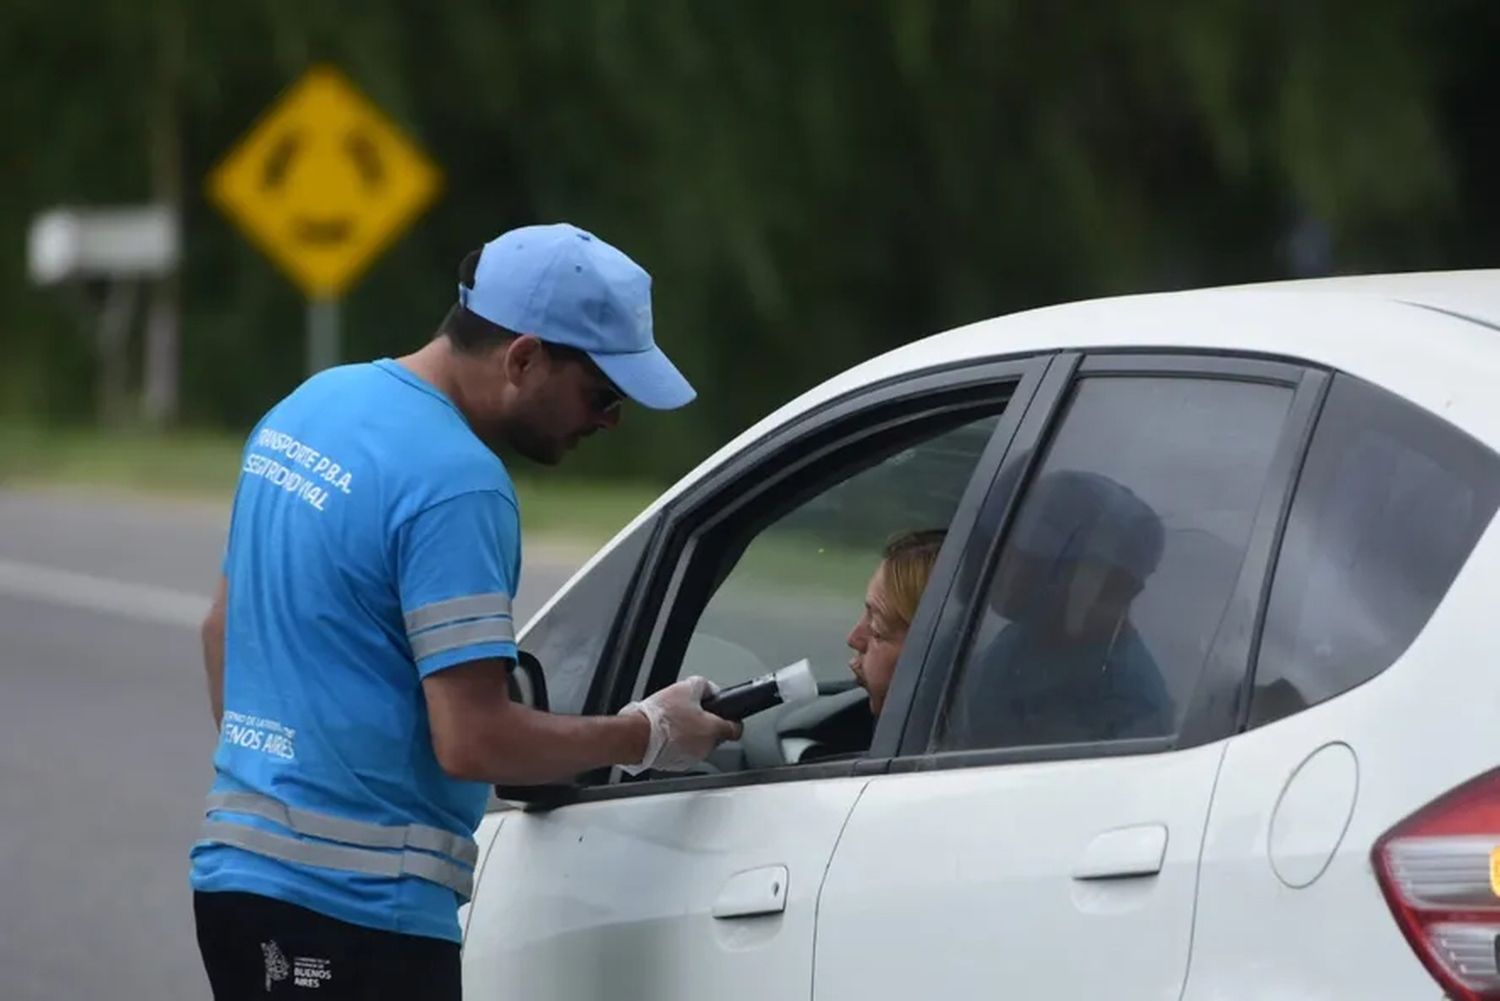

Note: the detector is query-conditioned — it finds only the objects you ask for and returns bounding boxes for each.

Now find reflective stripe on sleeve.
[403,593,513,634]
[408,617,515,660]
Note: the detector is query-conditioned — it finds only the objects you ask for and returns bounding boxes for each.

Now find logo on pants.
[261,940,290,992]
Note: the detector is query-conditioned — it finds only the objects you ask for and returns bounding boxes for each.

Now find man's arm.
[201,576,228,729]
[423,659,737,785]
[403,491,735,784]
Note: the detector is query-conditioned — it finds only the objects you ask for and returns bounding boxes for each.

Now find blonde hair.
[878,529,946,633]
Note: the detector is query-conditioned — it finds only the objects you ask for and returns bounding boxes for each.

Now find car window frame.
[519,353,1058,807]
[889,350,1331,773]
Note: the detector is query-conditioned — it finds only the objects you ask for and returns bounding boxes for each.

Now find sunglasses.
[588,381,625,417]
[542,341,626,417]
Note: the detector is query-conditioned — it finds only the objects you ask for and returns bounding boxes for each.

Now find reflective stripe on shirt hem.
[204,791,478,866]
[198,820,474,900]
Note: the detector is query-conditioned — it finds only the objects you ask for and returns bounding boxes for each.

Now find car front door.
[460,357,1049,1001]
[813,354,1325,1000]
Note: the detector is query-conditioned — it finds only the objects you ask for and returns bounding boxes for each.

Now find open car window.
[683,415,1000,694]
[624,379,1023,779]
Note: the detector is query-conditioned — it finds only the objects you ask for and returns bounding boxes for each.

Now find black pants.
[194,891,461,1000]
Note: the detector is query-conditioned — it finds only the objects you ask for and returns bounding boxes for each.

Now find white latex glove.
[618,676,743,775]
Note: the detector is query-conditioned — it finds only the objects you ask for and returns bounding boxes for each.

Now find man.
[191,223,739,1000]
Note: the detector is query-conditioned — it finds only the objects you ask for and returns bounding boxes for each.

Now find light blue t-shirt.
[190,359,521,942]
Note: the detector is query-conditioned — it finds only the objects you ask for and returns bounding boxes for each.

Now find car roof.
[1223,269,1500,328]
[723,269,1500,470]
[531,271,1500,623]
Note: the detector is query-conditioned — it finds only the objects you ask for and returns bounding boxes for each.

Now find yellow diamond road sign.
[208,66,441,299]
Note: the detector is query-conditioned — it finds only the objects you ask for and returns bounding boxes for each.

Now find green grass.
[0,422,659,550]
[727,534,882,598]
[0,423,243,498]
[511,478,659,549]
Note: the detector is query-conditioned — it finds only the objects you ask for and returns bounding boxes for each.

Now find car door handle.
[1072,824,1168,880]
[712,865,789,919]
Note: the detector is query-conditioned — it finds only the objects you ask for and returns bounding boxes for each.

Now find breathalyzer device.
[701,659,818,722]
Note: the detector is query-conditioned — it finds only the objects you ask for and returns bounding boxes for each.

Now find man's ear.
[500,335,547,387]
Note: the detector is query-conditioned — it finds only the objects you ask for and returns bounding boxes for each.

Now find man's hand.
[618,676,743,775]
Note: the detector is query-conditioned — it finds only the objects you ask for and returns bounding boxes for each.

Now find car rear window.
[1249,375,1500,726]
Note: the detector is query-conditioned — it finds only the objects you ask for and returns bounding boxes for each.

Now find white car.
[461,271,1500,1001]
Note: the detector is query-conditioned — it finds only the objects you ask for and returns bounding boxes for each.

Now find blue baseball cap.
[457,223,696,410]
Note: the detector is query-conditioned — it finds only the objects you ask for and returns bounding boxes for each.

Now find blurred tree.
[1,0,1496,480]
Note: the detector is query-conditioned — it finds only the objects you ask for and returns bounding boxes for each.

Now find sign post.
[26,205,181,425]
[307,298,341,376]
[207,66,441,374]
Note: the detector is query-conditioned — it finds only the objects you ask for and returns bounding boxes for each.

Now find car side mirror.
[494,651,576,810]
[507,650,549,712]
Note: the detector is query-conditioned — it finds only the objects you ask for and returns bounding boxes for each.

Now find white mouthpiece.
[774,659,818,703]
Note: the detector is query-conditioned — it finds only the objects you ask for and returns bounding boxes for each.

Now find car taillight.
[1373,768,1500,1000]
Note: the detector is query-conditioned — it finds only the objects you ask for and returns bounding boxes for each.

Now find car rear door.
[813,354,1326,1000]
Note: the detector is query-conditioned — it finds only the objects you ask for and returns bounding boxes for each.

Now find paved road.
[0,488,580,1001]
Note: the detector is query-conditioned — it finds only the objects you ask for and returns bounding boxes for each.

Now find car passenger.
[951,469,1173,745]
